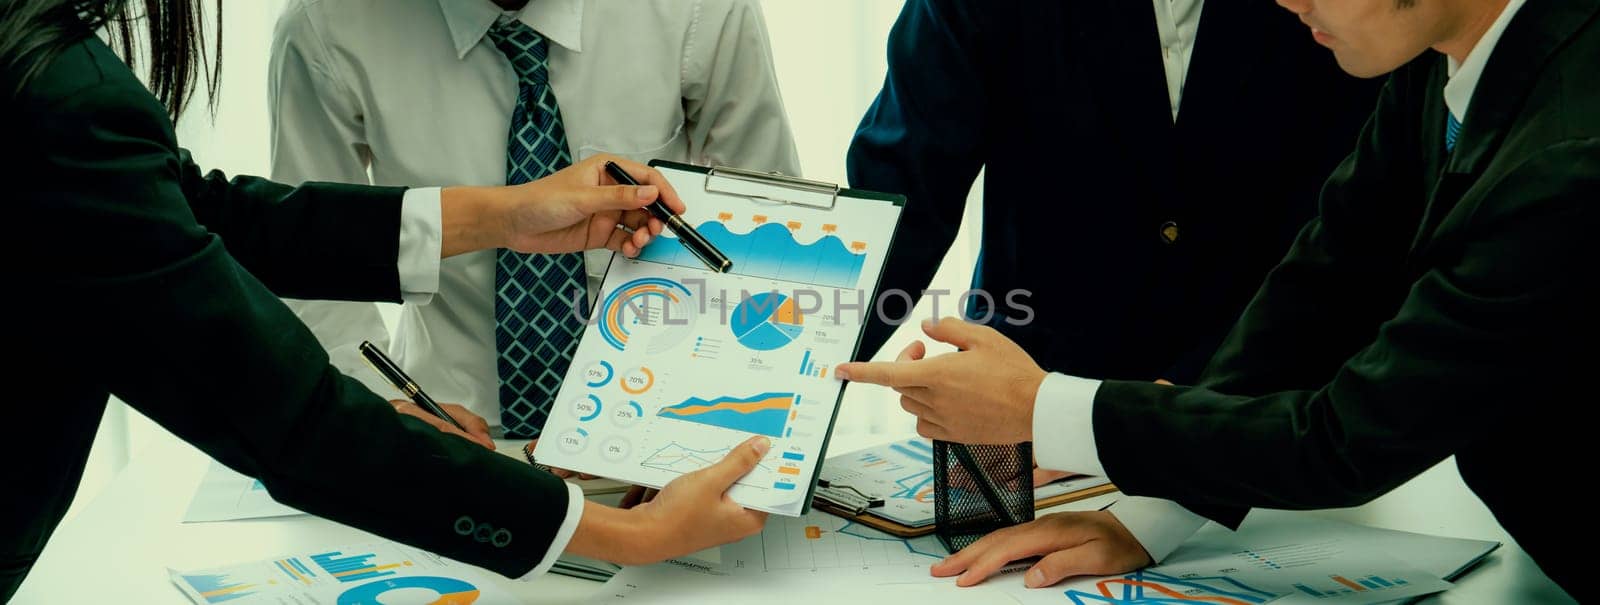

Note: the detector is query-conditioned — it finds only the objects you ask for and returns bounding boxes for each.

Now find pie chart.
[731,292,804,351]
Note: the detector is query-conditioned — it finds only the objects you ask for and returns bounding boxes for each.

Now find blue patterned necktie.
[1445,110,1462,153]
[487,20,586,438]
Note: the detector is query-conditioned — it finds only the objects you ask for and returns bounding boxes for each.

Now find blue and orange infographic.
[171,542,513,604]
[533,165,903,516]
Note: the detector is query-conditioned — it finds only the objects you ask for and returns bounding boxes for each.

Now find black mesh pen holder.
[933,441,1035,552]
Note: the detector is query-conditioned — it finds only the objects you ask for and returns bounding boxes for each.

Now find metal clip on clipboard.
[703,166,841,210]
[814,480,886,515]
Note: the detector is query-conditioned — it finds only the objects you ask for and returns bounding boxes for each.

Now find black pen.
[358,340,466,432]
[604,161,732,273]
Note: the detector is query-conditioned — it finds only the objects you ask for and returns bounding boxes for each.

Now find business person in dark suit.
[1,0,772,599]
[851,0,1381,385]
[839,0,1593,599]
[847,0,1383,572]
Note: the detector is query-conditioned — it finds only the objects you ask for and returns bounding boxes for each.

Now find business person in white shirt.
[268,0,802,444]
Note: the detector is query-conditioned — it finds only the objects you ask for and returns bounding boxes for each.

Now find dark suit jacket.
[1092,0,1598,598]
[847,0,1382,382]
[3,34,569,600]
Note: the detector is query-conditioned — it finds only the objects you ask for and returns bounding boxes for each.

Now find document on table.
[182,460,304,523]
[169,541,519,605]
[985,512,1468,605]
[599,512,955,604]
[599,510,1490,604]
[1000,540,1446,604]
[722,509,948,581]
[534,162,905,516]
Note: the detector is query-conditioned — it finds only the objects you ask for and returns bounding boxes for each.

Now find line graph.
[639,443,727,474]
[656,392,796,437]
[891,470,935,503]
[1062,569,1277,605]
[836,521,945,559]
[635,221,868,288]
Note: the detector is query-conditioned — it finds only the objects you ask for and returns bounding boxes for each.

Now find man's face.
[1277,0,1456,77]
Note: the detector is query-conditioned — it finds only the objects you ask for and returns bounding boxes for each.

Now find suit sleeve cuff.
[518,481,584,579]
[1106,496,1209,563]
[398,187,442,305]
[1032,372,1106,476]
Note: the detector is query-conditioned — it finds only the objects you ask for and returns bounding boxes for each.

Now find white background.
[74,0,985,518]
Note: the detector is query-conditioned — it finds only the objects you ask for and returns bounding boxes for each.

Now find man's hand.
[390,400,494,450]
[630,436,770,555]
[835,318,1047,444]
[933,511,1151,588]
[567,436,772,565]
[439,154,686,258]
[499,155,684,257]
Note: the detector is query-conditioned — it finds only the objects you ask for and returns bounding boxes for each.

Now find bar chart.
[177,573,257,603]
[1293,574,1413,598]
[310,550,411,583]
[797,349,830,378]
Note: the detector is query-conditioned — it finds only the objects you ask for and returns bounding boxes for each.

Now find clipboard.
[652,160,905,210]
[532,159,906,517]
[811,438,1121,538]
[648,160,907,515]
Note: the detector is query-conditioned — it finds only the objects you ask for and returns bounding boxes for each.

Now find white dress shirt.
[269,0,799,579]
[1153,0,1203,122]
[271,0,800,419]
[1037,0,1528,563]
[1444,0,1528,123]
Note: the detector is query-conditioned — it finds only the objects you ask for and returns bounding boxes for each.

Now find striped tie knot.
[487,20,551,86]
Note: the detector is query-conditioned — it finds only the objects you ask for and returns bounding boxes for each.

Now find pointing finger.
[833,360,930,387]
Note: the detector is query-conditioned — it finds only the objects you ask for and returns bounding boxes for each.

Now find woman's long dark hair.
[0,0,222,119]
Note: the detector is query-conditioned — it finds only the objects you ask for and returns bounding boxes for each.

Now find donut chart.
[336,576,480,605]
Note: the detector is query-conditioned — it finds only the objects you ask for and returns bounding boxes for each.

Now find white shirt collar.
[1443,0,1526,121]
[438,0,585,59]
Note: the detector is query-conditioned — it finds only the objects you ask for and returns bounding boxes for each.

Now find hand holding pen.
[493,155,689,259]
[359,341,495,450]
[603,160,732,272]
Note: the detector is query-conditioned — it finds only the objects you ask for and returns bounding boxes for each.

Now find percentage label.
[584,361,614,388]
[621,367,655,394]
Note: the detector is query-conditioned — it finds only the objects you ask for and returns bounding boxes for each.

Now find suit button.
[492,529,513,548]
[474,522,495,543]
[454,516,475,536]
[1160,221,1180,244]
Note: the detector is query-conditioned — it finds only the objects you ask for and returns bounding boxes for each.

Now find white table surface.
[12,428,1574,604]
